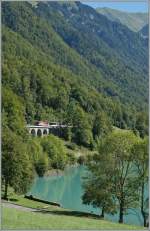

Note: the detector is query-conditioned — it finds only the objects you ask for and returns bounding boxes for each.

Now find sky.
[82,2,148,13]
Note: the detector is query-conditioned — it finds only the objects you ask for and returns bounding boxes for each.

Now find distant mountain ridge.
[96,7,148,32]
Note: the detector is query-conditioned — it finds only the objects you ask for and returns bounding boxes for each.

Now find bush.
[67,152,77,165]
[77,155,86,165]
[66,142,77,150]
[40,135,68,170]
[35,152,49,177]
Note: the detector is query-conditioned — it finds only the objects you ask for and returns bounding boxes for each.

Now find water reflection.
[28,165,146,226]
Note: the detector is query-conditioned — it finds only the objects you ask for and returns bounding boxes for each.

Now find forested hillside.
[2,1,148,126]
[34,2,148,108]
[2,1,148,143]
[2,1,149,143]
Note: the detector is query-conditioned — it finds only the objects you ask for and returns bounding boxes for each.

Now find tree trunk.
[143,216,147,227]
[119,200,124,223]
[100,207,104,218]
[4,180,8,200]
[141,182,147,227]
[141,206,147,227]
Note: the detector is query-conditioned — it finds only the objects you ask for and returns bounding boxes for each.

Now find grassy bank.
[2,193,64,212]
[2,194,146,230]
[2,206,145,230]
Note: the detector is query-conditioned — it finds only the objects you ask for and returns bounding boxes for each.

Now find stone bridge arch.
[28,127,49,137]
[37,129,42,137]
[43,129,48,135]
[31,129,36,136]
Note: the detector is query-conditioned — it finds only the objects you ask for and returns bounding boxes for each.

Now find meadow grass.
[2,207,145,230]
[7,194,64,211]
[2,190,147,230]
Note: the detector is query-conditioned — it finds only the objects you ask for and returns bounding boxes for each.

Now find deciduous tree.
[132,137,149,227]
[2,128,34,199]
[83,131,140,224]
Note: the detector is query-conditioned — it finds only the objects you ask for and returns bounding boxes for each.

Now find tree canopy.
[82,131,148,225]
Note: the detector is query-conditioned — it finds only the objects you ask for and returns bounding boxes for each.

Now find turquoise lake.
[28,165,147,226]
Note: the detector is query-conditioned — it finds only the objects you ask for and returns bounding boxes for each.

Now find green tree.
[70,105,93,147]
[83,130,139,224]
[82,152,117,217]
[40,135,67,170]
[2,87,26,136]
[100,131,139,223]
[132,137,149,227]
[34,153,49,177]
[135,112,148,138]
[2,128,34,199]
[62,126,72,141]
[27,138,43,164]
[92,112,112,139]
[27,138,49,177]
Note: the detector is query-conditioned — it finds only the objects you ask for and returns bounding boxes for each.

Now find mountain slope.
[3,24,130,128]
[139,24,148,38]
[2,1,148,134]
[2,1,120,95]
[96,7,148,32]
[34,1,148,107]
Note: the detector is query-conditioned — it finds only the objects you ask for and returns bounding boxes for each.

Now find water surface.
[28,165,146,226]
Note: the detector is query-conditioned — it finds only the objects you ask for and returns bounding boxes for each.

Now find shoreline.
[44,163,80,177]
[44,169,63,177]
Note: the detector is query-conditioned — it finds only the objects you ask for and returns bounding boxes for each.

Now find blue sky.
[82,2,148,13]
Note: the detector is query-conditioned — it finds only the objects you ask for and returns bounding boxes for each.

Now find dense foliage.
[132,137,149,227]
[2,2,148,197]
[34,2,148,108]
[40,135,68,169]
[2,2,148,136]
[83,131,149,226]
[2,128,34,198]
